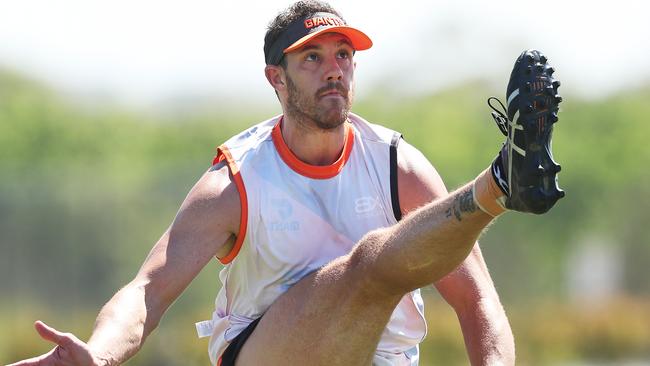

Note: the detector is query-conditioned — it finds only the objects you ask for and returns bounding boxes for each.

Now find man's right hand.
[7,321,105,366]
[8,164,240,366]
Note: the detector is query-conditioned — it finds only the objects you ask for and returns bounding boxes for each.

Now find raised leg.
[236,183,492,365]
[238,48,564,366]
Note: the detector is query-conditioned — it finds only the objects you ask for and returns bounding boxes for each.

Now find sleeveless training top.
[204,113,427,365]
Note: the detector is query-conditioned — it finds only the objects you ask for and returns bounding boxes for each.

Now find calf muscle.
[351,183,493,297]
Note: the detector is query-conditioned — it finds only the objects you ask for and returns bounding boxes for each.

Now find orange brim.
[283,26,373,54]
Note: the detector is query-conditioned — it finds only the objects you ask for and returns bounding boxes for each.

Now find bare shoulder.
[172,160,241,258]
[396,140,448,214]
[129,161,241,308]
[181,161,241,216]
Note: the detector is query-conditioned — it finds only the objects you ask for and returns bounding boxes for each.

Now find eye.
[337,50,351,59]
[305,53,320,62]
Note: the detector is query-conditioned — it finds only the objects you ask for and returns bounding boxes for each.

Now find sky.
[0,0,649,106]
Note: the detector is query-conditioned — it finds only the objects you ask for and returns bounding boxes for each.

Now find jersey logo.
[272,198,293,219]
[355,196,383,218]
[270,198,300,232]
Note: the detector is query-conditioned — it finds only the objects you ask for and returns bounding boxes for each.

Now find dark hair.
[264,0,344,68]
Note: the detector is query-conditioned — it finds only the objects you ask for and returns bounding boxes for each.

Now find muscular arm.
[10,163,240,366]
[87,163,240,365]
[396,140,515,366]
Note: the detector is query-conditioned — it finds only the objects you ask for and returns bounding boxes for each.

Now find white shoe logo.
[493,165,509,194]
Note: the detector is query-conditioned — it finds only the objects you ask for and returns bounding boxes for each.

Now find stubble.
[285,74,354,131]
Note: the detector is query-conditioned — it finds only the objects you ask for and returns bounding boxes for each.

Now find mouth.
[319,89,347,99]
[316,81,349,100]
[322,90,341,97]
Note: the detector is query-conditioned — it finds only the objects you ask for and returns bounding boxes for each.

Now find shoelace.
[487,97,508,136]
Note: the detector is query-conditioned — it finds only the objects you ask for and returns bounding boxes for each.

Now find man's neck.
[280,114,348,166]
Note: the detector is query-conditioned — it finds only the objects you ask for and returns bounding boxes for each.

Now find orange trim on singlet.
[212,146,249,264]
[271,117,355,179]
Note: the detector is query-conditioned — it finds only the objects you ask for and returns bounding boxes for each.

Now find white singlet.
[202,113,427,365]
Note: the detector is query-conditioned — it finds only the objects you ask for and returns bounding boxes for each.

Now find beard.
[285,74,354,130]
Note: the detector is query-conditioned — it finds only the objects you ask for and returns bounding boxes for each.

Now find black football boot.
[487,49,564,214]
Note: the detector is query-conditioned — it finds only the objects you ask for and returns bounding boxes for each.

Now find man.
[9,1,563,365]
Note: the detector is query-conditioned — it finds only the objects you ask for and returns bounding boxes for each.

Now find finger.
[34,321,73,348]
[6,347,56,366]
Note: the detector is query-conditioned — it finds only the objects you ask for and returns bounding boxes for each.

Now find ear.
[265,65,286,92]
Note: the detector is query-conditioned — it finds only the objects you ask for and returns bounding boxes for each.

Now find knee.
[348,228,388,269]
[316,229,386,286]
[345,228,403,296]
[354,226,385,252]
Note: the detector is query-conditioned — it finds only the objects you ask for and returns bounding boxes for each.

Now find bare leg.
[237,183,492,365]
[238,48,564,365]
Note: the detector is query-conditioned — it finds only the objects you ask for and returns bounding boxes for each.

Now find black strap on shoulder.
[390,132,402,222]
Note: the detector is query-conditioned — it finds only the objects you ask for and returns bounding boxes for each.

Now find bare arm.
[9,162,240,366]
[396,140,515,366]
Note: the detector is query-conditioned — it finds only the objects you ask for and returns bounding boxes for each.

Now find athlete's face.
[281,33,356,130]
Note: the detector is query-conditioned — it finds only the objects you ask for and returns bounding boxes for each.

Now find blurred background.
[1,0,649,365]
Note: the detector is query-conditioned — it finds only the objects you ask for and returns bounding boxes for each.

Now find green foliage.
[4,297,649,365]
[1,69,649,365]
[420,296,650,365]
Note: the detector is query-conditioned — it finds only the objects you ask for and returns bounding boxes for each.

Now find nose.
[323,56,343,82]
